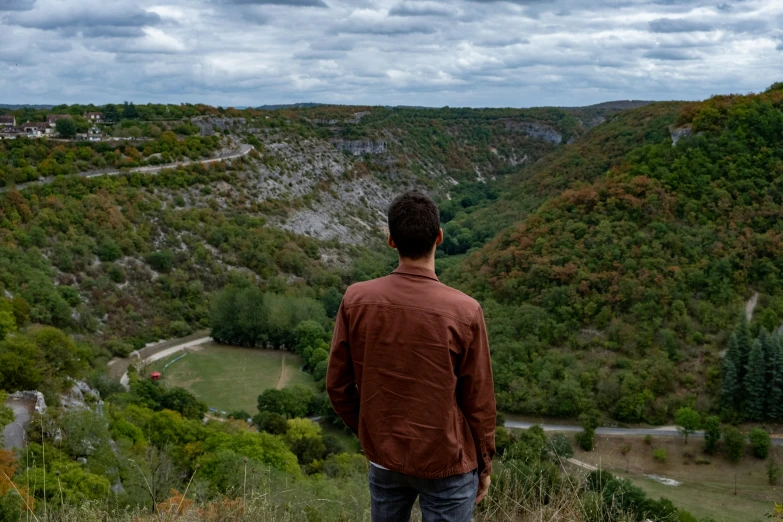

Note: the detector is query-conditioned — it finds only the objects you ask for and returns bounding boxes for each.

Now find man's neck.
[398,255,435,273]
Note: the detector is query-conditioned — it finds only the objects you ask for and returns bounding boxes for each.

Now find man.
[327,190,496,522]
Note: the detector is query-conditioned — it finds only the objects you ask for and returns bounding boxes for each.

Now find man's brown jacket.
[326,264,496,479]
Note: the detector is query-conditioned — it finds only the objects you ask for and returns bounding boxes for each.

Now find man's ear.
[388,235,397,249]
[435,228,444,246]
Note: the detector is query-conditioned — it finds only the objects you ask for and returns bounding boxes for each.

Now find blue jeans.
[369,466,479,522]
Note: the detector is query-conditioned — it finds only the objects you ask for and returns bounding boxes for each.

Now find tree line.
[720,317,783,421]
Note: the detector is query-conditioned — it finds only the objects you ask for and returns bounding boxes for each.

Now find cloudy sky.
[0,0,781,107]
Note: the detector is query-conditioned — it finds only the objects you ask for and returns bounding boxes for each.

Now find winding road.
[504,420,783,446]
[2,143,253,193]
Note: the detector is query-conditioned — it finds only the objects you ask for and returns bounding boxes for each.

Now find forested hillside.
[444,84,783,424]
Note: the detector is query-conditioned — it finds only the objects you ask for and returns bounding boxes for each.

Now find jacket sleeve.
[457,305,496,478]
[326,300,360,434]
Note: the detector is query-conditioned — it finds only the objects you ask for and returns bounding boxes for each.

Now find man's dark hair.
[387,190,440,260]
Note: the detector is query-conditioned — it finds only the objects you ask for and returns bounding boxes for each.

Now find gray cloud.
[389,1,457,16]
[7,2,161,36]
[643,48,697,60]
[649,17,713,33]
[0,0,35,10]
[333,17,436,35]
[1,0,780,107]
[218,0,327,6]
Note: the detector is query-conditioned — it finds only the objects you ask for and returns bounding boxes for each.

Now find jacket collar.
[392,264,439,282]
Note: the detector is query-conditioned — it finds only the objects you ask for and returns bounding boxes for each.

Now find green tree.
[253,411,289,435]
[257,386,313,419]
[748,428,771,459]
[722,426,745,463]
[674,407,700,444]
[0,392,13,445]
[159,387,208,420]
[55,118,77,138]
[576,410,599,452]
[767,334,783,421]
[703,415,721,454]
[284,418,326,467]
[744,340,766,421]
[721,357,740,412]
[0,310,15,341]
[319,287,343,318]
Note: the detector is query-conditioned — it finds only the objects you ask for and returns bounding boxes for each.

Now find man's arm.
[326,300,360,434]
[457,305,496,479]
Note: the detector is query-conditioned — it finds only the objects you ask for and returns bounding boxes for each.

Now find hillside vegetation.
[445,85,783,423]
[2,90,783,521]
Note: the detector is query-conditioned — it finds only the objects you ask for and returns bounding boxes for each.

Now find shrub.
[722,426,745,463]
[767,460,781,485]
[748,428,771,459]
[146,250,175,273]
[652,448,668,463]
[695,456,711,465]
[644,434,653,445]
[620,444,631,455]
[576,428,595,452]
[107,263,125,283]
[96,238,122,262]
[547,433,574,459]
[105,340,133,357]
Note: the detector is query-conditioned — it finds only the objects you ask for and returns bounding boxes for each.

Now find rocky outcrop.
[504,121,563,144]
[669,125,693,146]
[9,391,46,413]
[60,380,102,411]
[194,117,247,137]
[334,140,387,156]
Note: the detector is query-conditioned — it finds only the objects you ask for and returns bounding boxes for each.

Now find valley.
[1,85,783,521]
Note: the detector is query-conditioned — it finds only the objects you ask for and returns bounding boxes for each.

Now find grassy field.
[149,342,315,413]
[573,433,781,522]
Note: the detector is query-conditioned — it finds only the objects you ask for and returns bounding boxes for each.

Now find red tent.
[150,372,162,380]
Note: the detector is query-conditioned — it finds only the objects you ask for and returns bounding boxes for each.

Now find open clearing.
[149,342,314,413]
[574,434,781,522]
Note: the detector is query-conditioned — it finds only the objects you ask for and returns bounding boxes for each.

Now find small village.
[0,111,106,141]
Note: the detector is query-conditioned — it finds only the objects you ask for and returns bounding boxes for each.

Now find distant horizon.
[0,96,714,111]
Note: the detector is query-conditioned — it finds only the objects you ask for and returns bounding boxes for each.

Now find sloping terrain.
[443,86,783,423]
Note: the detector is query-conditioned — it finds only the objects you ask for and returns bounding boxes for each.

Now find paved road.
[505,420,783,446]
[2,400,32,450]
[3,143,253,193]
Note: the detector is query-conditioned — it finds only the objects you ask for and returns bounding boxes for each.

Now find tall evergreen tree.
[767,334,783,421]
[735,316,752,386]
[721,357,740,411]
[745,339,767,421]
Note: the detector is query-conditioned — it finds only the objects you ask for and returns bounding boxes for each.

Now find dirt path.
[746,292,759,322]
[276,354,290,390]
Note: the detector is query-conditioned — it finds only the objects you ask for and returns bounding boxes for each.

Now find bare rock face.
[670,125,693,146]
[60,380,101,411]
[9,391,47,413]
[334,140,387,156]
[194,117,247,136]
[504,120,563,144]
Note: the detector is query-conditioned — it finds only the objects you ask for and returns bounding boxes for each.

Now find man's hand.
[475,474,491,505]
